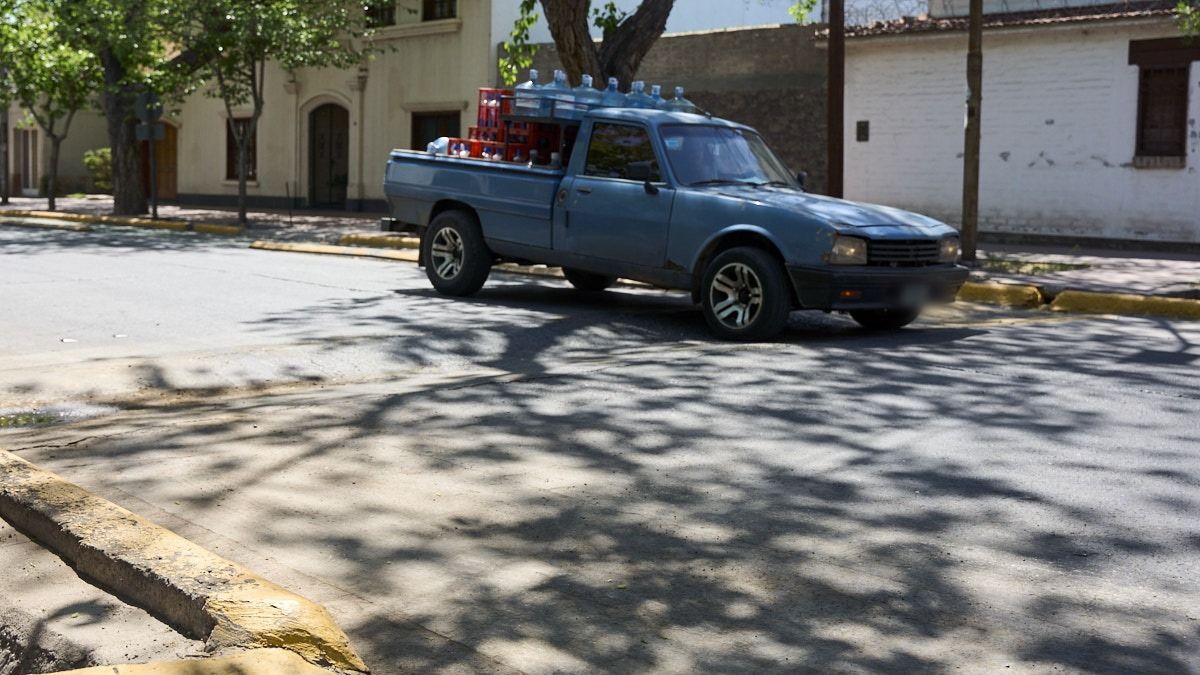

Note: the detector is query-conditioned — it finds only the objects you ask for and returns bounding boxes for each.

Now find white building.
[843,0,1200,244]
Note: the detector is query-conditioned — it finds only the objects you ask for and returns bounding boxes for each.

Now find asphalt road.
[3,224,1200,673]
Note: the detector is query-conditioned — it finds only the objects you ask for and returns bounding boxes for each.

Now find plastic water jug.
[572,74,602,117]
[625,81,656,109]
[600,77,625,108]
[665,86,699,114]
[543,69,573,116]
[650,84,665,107]
[515,69,543,113]
[427,137,450,155]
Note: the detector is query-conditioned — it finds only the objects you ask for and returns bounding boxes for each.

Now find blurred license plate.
[900,284,931,306]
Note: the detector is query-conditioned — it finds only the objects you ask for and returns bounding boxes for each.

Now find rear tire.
[701,247,791,341]
[563,268,617,292]
[422,210,491,297]
[850,308,920,330]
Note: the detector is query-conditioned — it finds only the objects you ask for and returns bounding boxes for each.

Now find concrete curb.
[0,210,242,235]
[337,233,420,249]
[59,648,333,674]
[0,450,368,674]
[0,216,92,232]
[1050,289,1200,320]
[250,240,417,262]
[957,281,1044,307]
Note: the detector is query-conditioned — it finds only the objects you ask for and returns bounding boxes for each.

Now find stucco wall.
[4,104,108,193]
[529,23,828,192]
[172,0,497,209]
[844,20,1200,243]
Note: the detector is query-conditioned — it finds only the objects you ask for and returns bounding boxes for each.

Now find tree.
[46,0,210,216]
[1178,1,1200,35]
[0,0,101,210]
[501,0,675,87]
[185,0,368,225]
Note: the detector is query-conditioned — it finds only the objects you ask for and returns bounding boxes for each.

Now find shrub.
[82,147,113,193]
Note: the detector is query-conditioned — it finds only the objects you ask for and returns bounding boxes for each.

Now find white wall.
[844,20,1200,243]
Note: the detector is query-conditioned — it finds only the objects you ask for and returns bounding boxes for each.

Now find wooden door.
[139,124,178,200]
[309,104,349,208]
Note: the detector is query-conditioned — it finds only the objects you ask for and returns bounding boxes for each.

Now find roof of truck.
[584,108,754,132]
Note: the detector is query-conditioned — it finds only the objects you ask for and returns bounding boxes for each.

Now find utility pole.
[961,0,983,263]
[827,0,844,198]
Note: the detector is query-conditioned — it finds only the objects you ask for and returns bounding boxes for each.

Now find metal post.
[827,0,845,198]
[961,0,983,263]
[148,133,158,219]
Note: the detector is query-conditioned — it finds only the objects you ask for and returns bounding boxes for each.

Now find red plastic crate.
[477,88,513,126]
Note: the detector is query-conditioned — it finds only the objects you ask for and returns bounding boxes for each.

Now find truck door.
[557,122,675,269]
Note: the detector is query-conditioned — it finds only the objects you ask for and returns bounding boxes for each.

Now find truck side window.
[584,123,661,182]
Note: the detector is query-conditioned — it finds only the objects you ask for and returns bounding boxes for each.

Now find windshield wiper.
[749,180,797,189]
[687,179,745,187]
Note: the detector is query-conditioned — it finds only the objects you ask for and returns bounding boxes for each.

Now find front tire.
[701,247,791,341]
[422,210,491,297]
[850,308,920,330]
[563,268,617,292]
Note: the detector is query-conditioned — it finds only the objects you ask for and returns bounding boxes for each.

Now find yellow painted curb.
[1051,290,1200,320]
[250,240,418,263]
[60,648,333,674]
[1,210,241,235]
[0,451,368,673]
[337,233,419,249]
[957,281,1044,308]
[0,215,92,232]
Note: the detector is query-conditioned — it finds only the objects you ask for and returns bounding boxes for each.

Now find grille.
[868,239,941,266]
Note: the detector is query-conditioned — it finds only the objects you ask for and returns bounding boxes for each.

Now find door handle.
[576,186,592,194]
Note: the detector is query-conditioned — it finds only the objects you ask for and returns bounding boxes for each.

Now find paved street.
[3,224,1200,673]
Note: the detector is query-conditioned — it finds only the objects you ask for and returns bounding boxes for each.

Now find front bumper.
[788,264,969,311]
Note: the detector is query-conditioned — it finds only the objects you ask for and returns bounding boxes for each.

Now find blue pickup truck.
[384,108,968,340]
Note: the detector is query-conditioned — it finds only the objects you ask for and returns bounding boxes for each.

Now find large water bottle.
[625,80,656,109]
[650,84,665,108]
[515,69,542,113]
[572,74,602,117]
[665,86,700,114]
[543,69,573,117]
[600,77,625,108]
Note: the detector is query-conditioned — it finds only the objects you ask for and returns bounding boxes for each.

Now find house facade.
[843,0,1200,244]
[3,104,108,198]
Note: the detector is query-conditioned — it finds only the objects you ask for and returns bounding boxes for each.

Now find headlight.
[938,237,961,263]
[829,235,868,265]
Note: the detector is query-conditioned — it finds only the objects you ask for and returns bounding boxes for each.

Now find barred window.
[225,118,257,181]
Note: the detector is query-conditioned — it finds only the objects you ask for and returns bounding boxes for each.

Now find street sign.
[136,91,163,123]
[136,122,166,141]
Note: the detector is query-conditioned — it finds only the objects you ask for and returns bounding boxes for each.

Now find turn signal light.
[840,290,862,299]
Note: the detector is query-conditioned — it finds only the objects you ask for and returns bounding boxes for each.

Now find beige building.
[164,0,527,212]
[3,104,108,198]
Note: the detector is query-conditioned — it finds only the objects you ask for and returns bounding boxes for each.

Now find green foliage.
[592,1,628,38]
[83,148,113,193]
[499,0,540,86]
[788,0,818,23]
[1178,1,1200,35]
[0,0,101,135]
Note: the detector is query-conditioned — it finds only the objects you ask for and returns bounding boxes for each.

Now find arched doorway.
[309,103,349,208]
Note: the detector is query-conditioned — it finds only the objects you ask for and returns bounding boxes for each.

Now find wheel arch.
[690,226,795,305]
[422,200,480,267]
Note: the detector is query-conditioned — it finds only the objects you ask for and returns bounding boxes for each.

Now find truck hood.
[711,185,956,238]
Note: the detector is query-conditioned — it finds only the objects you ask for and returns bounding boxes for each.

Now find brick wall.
[844,21,1200,244]
[527,24,829,192]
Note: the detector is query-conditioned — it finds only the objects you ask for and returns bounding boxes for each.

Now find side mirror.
[796,171,808,190]
[627,162,660,195]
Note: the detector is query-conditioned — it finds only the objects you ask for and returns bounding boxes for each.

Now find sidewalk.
[4,195,1199,301]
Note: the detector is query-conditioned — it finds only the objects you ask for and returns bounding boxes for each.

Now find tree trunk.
[47,135,62,211]
[1,110,9,205]
[541,0,673,85]
[237,130,249,226]
[99,51,147,215]
[961,0,983,263]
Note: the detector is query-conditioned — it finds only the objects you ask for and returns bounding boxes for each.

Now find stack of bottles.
[430,72,701,165]
[514,69,701,119]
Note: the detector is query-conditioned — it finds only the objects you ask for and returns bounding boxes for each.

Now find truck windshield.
[661,125,797,189]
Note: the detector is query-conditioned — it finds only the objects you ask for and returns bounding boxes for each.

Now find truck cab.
[384,108,968,340]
